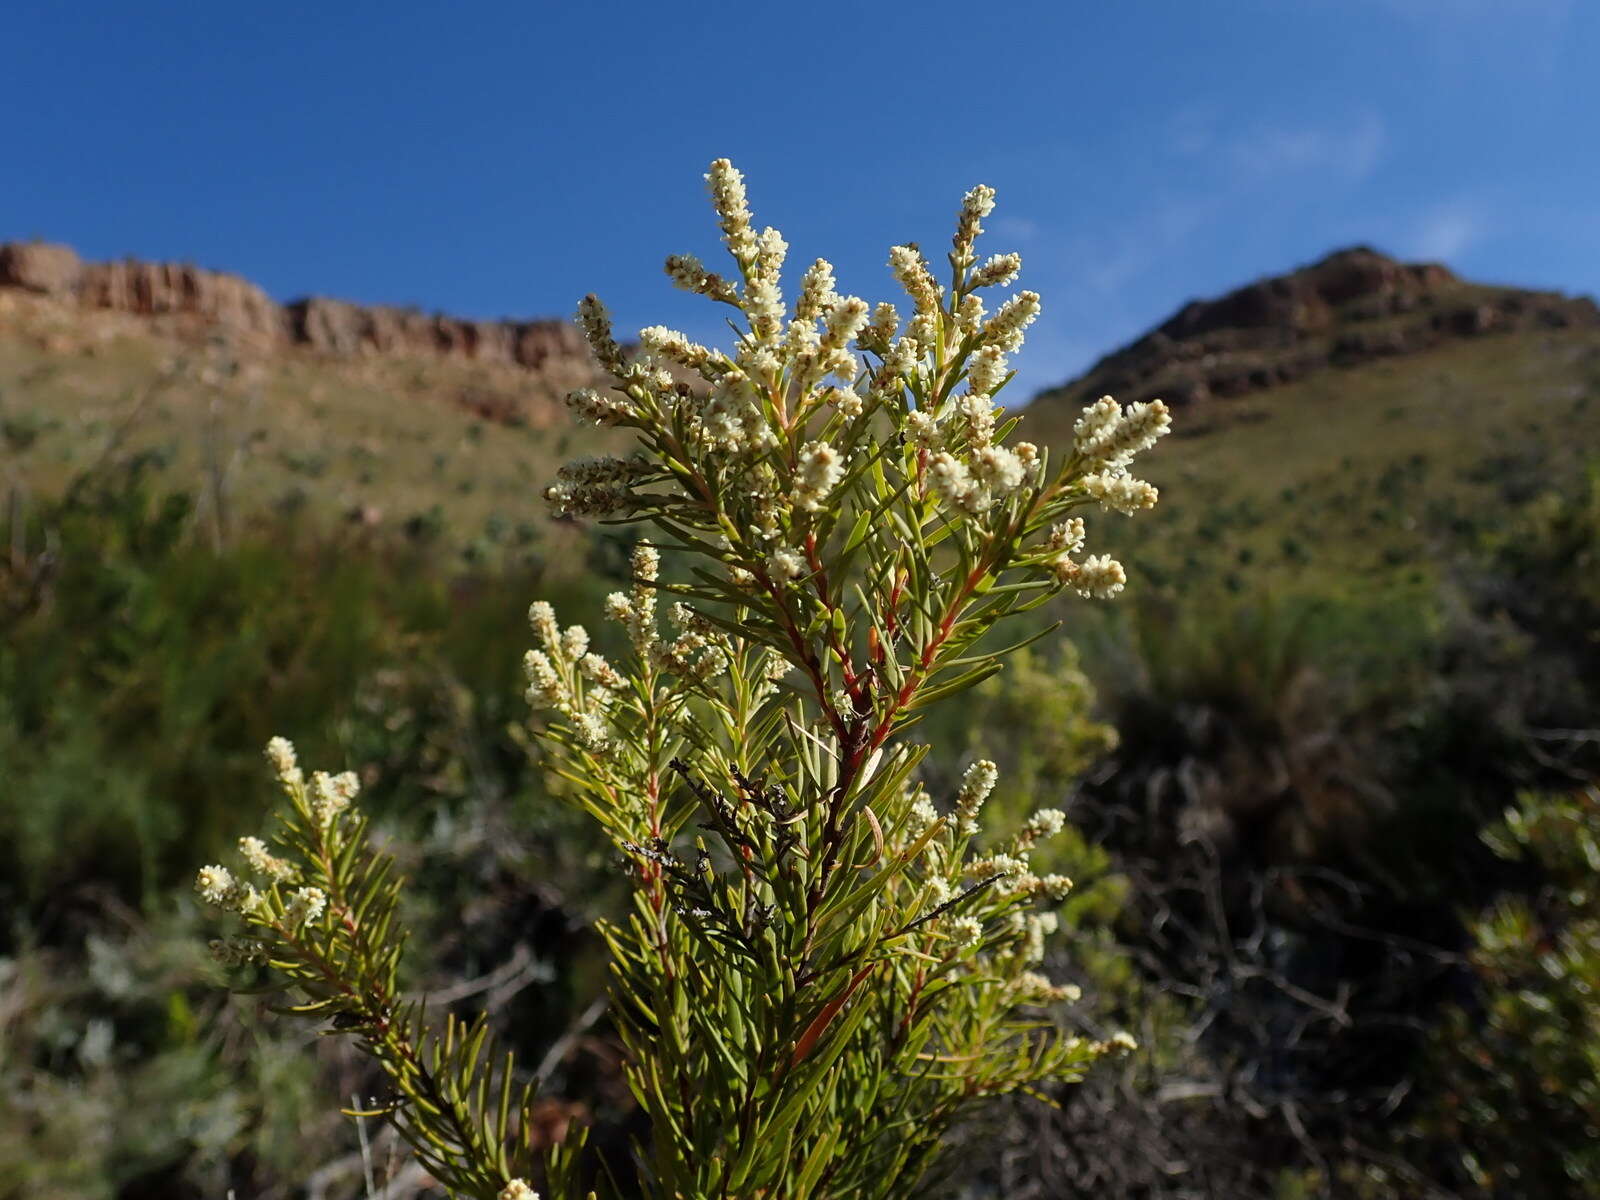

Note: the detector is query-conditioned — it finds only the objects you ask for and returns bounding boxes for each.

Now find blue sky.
[6,0,1596,399]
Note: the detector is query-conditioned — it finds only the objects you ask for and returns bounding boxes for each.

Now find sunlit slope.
[0,294,623,561]
[1019,328,1600,609]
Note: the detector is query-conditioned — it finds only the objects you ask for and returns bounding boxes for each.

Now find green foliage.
[0,910,338,1200]
[0,453,597,915]
[963,644,1118,800]
[196,748,577,1197]
[1389,787,1600,1196]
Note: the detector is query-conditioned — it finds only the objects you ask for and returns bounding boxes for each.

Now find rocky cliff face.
[0,240,597,415]
[283,295,589,369]
[1031,246,1600,413]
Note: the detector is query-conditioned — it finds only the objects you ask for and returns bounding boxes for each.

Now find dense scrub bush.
[0,453,604,919]
[1377,787,1600,1196]
[1,458,618,1197]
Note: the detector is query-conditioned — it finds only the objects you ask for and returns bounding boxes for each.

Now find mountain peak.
[1031,246,1595,413]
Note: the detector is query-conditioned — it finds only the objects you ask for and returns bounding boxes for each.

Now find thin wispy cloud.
[1167,104,1220,158]
[1359,0,1575,79]
[1410,201,1486,262]
[1074,196,1220,296]
[1066,112,1388,300]
[1223,111,1387,183]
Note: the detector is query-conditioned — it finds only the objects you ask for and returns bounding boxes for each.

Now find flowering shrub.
[196,159,1168,1198]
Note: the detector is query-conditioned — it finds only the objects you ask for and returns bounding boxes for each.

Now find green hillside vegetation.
[1026,327,1600,608]
[0,300,620,564]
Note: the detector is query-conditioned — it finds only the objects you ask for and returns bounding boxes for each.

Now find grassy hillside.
[0,292,621,565]
[1022,327,1600,617]
[6,273,1597,614]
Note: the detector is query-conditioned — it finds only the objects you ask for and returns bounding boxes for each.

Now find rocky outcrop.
[284,296,589,371]
[1033,246,1600,413]
[79,258,287,345]
[0,240,598,413]
[0,242,85,295]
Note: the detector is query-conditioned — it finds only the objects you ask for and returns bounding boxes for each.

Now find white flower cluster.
[1014,807,1067,849]
[971,252,1021,290]
[544,453,653,517]
[196,863,244,907]
[1069,394,1168,522]
[860,301,899,353]
[639,324,718,372]
[767,546,807,582]
[564,385,634,428]
[955,759,998,836]
[198,739,370,935]
[701,366,778,454]
[1054,553,1127,600]
[664,253,738,304]
[966,343,1010,397]
[524,545,726,749]
[1098,1030,1139,1055]
[1015,910,1058,964]
[523,618,619,754]
[265,735,302,788]
[908,789,941,835]
[889,244,943,317]
[952,184,996,272]
[198,740,365,928]
[1018,873,1075,902]
[947,915,984,947]
[706,158,757,268]
[1083,469,1159,515]
[900,758,1084,1006]
[966,853,1029,882]
[310,770,360,826]
[791,441,844,512]
[194,862,263,916]
[926,445,1030,514]
[983,290,1041,353]
[1014,970,1083,1005]
[239,835,294,882]
[1017,394,1172,597]
[284,885,327,927]
[1073,395,1171,472]
[498,1181,540,1200]
[651,599,723,677]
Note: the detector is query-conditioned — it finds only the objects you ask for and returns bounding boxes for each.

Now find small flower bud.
[239,836,294,882]
[264,737,302,788]
[955,760,999,836]
[284,886,327,927]
[947,915,983,947]
[196,865,236,907]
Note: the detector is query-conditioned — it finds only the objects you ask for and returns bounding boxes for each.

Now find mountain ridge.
[8,237,1599,429]
[1028,245,1600,418]
[0,239,593,381]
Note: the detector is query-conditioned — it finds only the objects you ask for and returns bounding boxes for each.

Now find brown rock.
[78,258,286,345]
[0,242,84,296]
[284,297,588,371]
